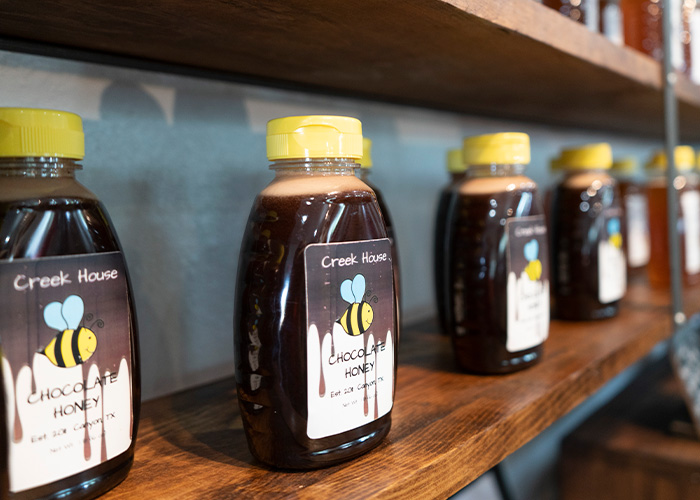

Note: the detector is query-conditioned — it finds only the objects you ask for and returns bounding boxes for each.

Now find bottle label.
[625,193,651,267]
[681,190,700,274]
[304,239,395,440]
[598,210,627,303]
[584,0,600,33]
[670,0,684,71]
[691,9,700,82]
[0,252,133,493]
[602,3,624,46]
[505,217,550,352]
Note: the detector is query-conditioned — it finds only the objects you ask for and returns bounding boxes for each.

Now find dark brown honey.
[234,172,395,468]
[551,171,625,320]
[0,187,140,500]
[446,171,548,373]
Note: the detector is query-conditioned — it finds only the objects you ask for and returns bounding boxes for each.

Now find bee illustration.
[337,274,374,336]
[608,218,622,249]
[40,295,98,368]
[523,239,543,281]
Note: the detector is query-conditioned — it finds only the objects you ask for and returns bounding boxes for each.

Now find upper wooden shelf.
[101,278,678,499]
[3,0,700,139]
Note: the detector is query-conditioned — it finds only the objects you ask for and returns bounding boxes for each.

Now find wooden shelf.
[3,0,700,139]
[561,358,700,499]
[102,278,677,499]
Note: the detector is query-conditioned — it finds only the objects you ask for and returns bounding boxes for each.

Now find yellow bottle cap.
[359,137,373,168]
[611,157,639,173]
[558,143,612,170]
[266,115,363,161]
[549,157,562,172]
[0,108,84,159]
[446,148,466,173]
[462,132,530,165]
[646,146,695,171]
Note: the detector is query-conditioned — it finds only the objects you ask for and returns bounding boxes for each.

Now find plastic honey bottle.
[646,146,700,287]
[358,137,400,313]
[434,149,467,335]
[234,116,397,468]
[446,133,549,373]
[551,143,626,320]
[611,157,651,274]
[0,108,140,499]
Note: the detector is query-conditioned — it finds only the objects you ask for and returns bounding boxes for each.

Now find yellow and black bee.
[337,274,374,336]
[523,239,543,281]
[41,295,98,368]
[608,217,623,249]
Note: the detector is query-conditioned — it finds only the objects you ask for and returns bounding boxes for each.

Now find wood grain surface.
[1,0,699,138]
[98,279,683,499]
[561,358,700,500]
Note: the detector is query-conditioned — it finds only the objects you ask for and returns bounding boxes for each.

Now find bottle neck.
[467,163,525,178]
[270,158,358,176]
[449,172,466,183]
[0,157,81,178]
[562,167,609,177]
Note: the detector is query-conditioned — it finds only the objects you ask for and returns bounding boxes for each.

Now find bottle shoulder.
[559,171,616,190]
[260,173,373,199]
[457,175,537,195]
[0,177,98,203]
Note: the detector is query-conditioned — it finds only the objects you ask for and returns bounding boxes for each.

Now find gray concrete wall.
[0,50,663,401]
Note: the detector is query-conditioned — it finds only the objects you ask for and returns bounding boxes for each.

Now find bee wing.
[43,302,67,331]
[524,239,539,262]
[608,217,621,235]
[61,295,84,330]
[351,274,366,302]
[340,279,355,303]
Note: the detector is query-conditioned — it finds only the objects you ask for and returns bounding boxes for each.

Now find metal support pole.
[662,0,685,329]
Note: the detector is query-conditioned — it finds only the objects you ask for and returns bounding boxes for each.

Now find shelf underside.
[2,0,700,139]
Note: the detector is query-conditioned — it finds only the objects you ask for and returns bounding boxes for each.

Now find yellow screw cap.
[446,148,466,173]
[359,137,373,168]
[462,132,530,166]
[611,157,639,173]
[0,108,84,159]
[549,157,562,172]
[646,146,695,171]
[558,143,613,170]
[266,115,363,161]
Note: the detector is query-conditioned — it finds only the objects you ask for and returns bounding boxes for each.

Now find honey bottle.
[543,0,600,30]
[611,157,651,275]
[0,108,140,499]
[358,137,401,317]
[234,116,397,468]
[620,0,694,75]
[646,146,700,287]
[434,149,467,335]
[551,143,626,320]
[446,133,549,373]
[600,0,624,45]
